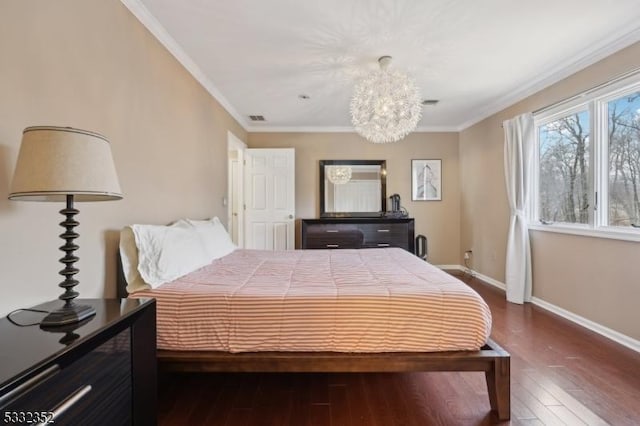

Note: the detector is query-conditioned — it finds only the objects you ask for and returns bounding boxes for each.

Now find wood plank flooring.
[157,273,640,425]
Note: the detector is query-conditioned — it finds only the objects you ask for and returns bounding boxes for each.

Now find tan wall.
[248,132,460,265]
[460,41,640,340]
[0,0,247,315]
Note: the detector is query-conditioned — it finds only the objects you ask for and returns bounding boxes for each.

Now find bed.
[117,220,510,420]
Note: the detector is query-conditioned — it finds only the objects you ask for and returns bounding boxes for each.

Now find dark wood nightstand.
[0,298,156,426]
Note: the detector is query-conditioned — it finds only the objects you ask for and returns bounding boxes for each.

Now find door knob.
[288,214,294,219]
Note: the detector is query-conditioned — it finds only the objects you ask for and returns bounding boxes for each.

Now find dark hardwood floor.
[157,273,640,425]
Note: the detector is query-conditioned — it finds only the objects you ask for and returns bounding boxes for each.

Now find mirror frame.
[319,159,387,217]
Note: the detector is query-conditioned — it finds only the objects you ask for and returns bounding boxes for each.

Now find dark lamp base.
[40,303,96,328]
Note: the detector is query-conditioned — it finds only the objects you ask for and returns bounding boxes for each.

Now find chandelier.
[350,56,422,143]
[326,166,352,185]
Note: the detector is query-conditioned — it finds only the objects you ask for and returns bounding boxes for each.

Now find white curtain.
[503,113,534,304]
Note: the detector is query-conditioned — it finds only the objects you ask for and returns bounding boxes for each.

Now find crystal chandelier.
[326,166,352,185]
[350,56,422,143]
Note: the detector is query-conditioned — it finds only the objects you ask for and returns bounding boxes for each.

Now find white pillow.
[119,217,236,292]
[184,217,237,260]
[132,224,213,288]
[119,220,187,293]
[119,226,150,294]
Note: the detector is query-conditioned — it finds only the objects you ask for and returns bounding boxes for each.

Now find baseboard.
[435,264,464,271]
[436,264,640,354]
[530,297,640,354]
[436,265,507,291]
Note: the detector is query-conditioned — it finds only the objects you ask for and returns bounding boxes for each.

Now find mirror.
[319,160,387,217]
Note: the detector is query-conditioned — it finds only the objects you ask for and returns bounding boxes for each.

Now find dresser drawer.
[304,224,363,249]
[3,328,131,426]
[359,223,410,249]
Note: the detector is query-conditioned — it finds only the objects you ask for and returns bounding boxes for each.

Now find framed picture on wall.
[411,159,442,201]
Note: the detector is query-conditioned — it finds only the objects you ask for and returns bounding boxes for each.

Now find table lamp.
[9,126,122,327]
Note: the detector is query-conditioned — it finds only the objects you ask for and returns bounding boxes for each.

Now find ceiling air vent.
[249,115,266,122]
[421,99,439,106]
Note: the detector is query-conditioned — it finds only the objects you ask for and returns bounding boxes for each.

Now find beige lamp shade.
[9,126,122,202]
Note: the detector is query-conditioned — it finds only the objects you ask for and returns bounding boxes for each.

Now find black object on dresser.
[301,218,415,253]
[0,298,156,426]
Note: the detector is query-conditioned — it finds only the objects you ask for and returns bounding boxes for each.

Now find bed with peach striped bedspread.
[132,248,492,353]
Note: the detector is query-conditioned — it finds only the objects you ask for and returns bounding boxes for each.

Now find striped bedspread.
[132,248,492,353]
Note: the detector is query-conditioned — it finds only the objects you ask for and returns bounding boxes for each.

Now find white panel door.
[244,148,295,250]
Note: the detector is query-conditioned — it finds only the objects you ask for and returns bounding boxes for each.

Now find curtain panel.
[503,113,534,304]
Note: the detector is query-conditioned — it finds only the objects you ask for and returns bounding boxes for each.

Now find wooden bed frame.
[116,255,510,420]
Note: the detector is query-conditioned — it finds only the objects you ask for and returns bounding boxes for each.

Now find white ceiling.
[123,0,640,132]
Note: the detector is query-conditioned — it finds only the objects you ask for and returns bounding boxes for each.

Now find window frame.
[530,73,640,243]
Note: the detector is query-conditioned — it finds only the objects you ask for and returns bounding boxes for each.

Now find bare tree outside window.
[534,76,640,237]
[608,92,640,227]
[539,111,590,224]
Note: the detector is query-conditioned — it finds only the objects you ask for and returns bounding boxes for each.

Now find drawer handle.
[326,244,340,248]
[377,243,391,247]
[377,229,390,233]
[0,364,60,409]
[36,385,92,426]
[325,230,339,233]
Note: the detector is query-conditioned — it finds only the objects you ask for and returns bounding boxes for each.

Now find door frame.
[227,131,247,247]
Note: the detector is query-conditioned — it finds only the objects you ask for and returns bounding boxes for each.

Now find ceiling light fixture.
[350,56,422,144]
[326,165,352,185]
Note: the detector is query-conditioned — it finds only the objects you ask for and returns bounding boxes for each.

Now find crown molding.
[245,126,354,133]
[415,125,460,133]
[245,125,459,133]
[458,25,640,131]
[121,0,640,135]
[120,0,249,131]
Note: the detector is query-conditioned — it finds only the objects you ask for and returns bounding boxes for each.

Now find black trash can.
[415,235,427,260]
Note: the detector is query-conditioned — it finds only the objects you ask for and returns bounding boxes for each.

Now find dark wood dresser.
[0,298,156,426]
[301,218,415,253]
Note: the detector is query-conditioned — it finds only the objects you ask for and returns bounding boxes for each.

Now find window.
[538,110,590,225]
[532,72,640,241]
[607,91,640,227]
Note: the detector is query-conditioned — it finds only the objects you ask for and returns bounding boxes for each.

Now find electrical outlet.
[464,252,470,260]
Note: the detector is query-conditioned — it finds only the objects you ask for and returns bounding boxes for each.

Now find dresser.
[301,218,415,253]
[0,298,156,426]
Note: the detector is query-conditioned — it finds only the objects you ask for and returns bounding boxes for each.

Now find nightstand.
[0,298,156,426]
